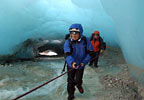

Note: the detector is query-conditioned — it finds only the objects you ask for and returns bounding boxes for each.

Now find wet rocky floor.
[0,47,144,100]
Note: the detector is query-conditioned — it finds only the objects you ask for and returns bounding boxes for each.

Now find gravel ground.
[92,47,144,100]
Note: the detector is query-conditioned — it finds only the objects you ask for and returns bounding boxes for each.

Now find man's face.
[71,32,80,41]
[94,34,99,39]
[69,28,80,41]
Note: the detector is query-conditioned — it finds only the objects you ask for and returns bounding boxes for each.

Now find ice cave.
[0,0,144,100]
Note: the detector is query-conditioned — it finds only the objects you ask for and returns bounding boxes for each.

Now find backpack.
[103,42,106,50]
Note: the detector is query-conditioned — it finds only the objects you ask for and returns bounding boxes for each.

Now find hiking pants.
[90,51,100,66]
[67,67,84,95]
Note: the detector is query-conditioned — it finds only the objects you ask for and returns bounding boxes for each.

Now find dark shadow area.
[0,38,65,65]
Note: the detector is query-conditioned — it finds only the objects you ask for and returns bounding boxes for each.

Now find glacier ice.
[101,0,144,69]
[0,0,117,55]
[0,0,144,69]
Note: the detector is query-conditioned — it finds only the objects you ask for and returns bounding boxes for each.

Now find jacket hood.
[69,24,83,37]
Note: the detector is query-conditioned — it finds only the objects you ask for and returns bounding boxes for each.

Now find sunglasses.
[70,31,80,34]
[94,34,99,36]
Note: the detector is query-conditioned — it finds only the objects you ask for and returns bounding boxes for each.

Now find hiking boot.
[68,94,74,100]
[77,86,84,94]
[94,64,98,68]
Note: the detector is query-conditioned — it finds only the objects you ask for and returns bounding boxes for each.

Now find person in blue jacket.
[64,24,93,100]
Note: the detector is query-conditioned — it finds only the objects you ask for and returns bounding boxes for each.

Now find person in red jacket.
[89,30,105,68]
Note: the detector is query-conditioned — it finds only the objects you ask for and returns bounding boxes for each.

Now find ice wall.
[0,0,143,70]
[0,0,117,55]
[101,0,144,69]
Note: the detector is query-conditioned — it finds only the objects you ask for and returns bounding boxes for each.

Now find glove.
[100,50,104,54]
[72,62,78,69]
[80,63,84,67]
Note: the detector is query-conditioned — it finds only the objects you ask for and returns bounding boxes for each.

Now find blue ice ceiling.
[0,0,144,69]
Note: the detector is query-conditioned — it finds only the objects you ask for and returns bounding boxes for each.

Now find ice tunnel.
[0,0,144,84]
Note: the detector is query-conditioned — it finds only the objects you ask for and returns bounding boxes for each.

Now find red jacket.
[91,39,100,52]
[90,31,104,52]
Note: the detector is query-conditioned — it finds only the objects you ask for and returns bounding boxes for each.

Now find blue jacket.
[64,24,93,69]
